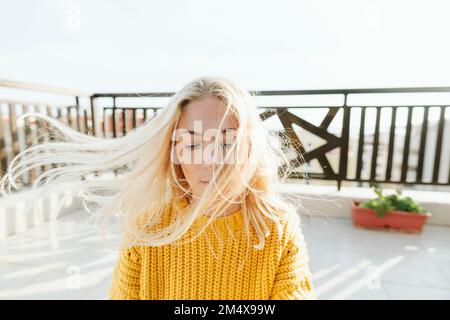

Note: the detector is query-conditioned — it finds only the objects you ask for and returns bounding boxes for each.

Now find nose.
[201,142,216,167]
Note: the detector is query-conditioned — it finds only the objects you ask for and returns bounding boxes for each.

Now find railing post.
[112,97,117,138]
[75,96,81,132]
[89,95,97,137]
[338,93,350,191]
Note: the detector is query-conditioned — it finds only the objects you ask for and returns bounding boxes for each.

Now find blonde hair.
[0,76,306,268]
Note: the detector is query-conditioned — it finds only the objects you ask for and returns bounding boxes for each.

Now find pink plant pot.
[351,201,431,234]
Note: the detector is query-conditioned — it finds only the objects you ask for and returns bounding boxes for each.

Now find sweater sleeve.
[269,215,316,300]
[108,245,142,300]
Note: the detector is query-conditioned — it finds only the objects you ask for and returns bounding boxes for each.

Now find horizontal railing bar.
[93,92,174,98]
[343,178,450,186]
[101,104,450,110]
[102,106,163,110]
[346,105,450,108]
[92,86,450,98]
[257,87,450,95]
[289,173,450,185]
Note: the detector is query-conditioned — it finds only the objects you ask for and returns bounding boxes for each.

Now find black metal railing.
[1,80,449,191]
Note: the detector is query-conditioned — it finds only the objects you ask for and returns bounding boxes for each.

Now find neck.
[189,198,242,217]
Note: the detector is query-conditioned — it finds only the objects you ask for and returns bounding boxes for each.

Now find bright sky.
[1,0,450,93]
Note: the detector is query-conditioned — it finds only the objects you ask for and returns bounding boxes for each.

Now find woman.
[0,76,316,300]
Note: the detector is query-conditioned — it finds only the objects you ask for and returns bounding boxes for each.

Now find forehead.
[176,96,238,131]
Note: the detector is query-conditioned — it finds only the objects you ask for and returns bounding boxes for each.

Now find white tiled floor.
[1,209,450,300]
[302,215,450,299]
[0,211,119,300]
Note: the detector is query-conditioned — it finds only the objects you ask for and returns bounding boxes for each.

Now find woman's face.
[174,96,243,200]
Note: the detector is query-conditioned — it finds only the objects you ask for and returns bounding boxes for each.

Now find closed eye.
[185,144,200,150]
[222,143,233,148]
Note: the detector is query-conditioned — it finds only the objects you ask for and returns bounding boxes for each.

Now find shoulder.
[121,200,175,247]
[135,200,175,230]
[272,209,305,250]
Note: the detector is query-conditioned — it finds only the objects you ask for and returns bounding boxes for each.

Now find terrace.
[1,80,449,299]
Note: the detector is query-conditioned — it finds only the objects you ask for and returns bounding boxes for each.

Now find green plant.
[359,183,427,217]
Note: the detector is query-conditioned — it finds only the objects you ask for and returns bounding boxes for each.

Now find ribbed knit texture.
[108,197,316,300]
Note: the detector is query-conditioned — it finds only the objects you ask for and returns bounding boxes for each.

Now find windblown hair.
[0,76,308,267]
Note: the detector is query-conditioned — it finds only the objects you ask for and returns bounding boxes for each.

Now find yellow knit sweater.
[108,198,316,300]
